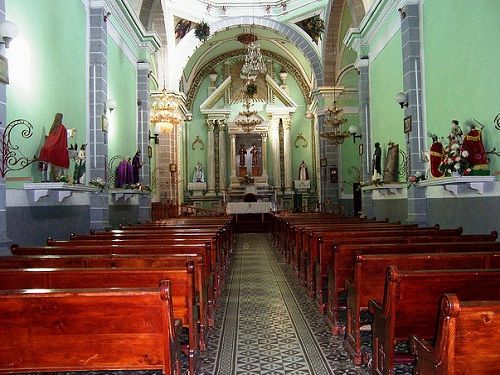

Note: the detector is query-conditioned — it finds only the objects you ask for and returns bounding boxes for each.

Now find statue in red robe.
[39,113,69,181]
[429,135,444,178]
[461,125,488,170]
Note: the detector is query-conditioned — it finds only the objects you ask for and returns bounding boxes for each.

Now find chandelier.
[320,102,349,144]
[239,34,267,82]
[235,97,262,133]
[150,91,182,134]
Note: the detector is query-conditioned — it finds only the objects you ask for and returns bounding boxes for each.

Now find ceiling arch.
[175,16,324,92]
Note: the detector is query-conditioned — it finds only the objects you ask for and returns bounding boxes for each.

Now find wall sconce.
[103,12,111,22]
[149,130,159,145]
[398,7,406,18]
[395,92,408,108]
[0,20,18,48]
[105,99,116,113]
[348,125,362,143]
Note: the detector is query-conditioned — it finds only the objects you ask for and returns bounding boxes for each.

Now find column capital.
[260,133,268,140]
[229,133,236,139]
[354,57,370,70]
[283,116,292,130]
[206,119,216,131]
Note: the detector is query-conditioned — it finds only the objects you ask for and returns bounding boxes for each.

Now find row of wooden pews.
[0,215,235,375]
[271,212,500,375]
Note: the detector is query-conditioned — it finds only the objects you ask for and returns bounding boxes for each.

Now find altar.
[226,202,271,222]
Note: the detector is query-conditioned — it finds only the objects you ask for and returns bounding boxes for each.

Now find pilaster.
[401,4,427,225]
[355,57,372,182]
[269,115,281,190]
[261,133,268,179]
[137,62,151,222]
[229,134,237,179]
[283,116,293,192]
[0,0,10,255]
[218,120,227,192]
[206,120,216,195]
[89,5,109,230]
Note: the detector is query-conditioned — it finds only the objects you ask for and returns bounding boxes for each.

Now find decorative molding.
[361,183,408,199]
[200,75,232,112]
[192,135,205,150]
[23,183,100,204]
[419,176,497,197]
[294,132,308,148]
[186,49,312,111]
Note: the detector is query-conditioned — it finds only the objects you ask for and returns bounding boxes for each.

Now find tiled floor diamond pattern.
[203,233,366,375]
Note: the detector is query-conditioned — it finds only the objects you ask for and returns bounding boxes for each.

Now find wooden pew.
[327,241,500,335]
[369,266,500,375]
[0,265,198,373]
[343,251,500,364]
[312,227,465,313]
[0,253,210,351]
[410,293,500,375]
[0,281,180,375]
[11,242,217,327]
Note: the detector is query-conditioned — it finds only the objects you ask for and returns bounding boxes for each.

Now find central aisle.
[198,233,364,375]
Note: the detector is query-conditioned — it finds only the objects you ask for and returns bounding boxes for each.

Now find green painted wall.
[5,0,86,184]
[423,0,500,177]
[369,33,405,181]
[107,35,137,162]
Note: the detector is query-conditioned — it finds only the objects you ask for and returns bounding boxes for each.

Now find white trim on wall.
[107,21,138,65]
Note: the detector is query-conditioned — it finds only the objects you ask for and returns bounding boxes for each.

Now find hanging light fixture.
[238,33,266,82]
[235,97,262,133]
[320,86,349,144]
[150,91,182,134]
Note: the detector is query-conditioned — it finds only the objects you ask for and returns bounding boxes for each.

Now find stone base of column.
[0,237,13,256]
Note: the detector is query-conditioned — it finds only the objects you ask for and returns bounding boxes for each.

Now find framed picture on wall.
[404,115,412,133]
[358,143,364,155]
[148,146,153,159]
[0,55,9,84]
[320,158,327,167]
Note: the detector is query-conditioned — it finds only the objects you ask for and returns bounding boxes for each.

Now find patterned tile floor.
[198,233,366,375]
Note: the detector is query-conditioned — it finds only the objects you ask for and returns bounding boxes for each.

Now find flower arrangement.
[89,177,107,190]
[194,21,210,42]
[239,174,255,185]
[438,121,471,176]
[304,15,325,42]
[408,171,426,187]
[246,83,257,97]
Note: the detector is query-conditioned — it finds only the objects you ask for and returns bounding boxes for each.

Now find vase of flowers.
[438,121,471,176]
[194,21,210,42]
[239,173,255,185]
[246,83,257,98]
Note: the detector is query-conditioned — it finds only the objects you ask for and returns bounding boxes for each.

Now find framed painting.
[101,115,108,133]
[358,143,364,156]
[404,115,412,133]
[148,146,153,159]
[383,143,399,183]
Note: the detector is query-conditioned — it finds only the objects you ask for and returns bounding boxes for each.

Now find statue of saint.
[299,161,308,180]
[371,142,382,181]
[250,143,259,167]
[39,113,69,181]
[132,150,142,184]
[238,144,247,167]
[429,134,444,178]
[193,162,205,183]
[461,123,488,171]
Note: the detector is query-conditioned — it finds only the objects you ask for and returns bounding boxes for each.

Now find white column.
[261,133,268,178]
[269,115,281,189]
[283,115,293,192]
[206,120,216,195]
[218,120,227,192]
[229,134,236,179]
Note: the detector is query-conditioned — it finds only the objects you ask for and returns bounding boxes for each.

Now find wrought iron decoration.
[0,119,38,177]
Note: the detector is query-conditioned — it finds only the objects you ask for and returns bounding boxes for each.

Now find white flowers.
[454,163,461,170]
[461,150,469,157]
[451,143,460,150]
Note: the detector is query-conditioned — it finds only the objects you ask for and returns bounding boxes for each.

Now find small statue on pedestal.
[299,161,308,180]
[371,142,382,181]
[193,162,205,183]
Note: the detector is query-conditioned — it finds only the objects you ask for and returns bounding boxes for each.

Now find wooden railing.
[151,202,225,220]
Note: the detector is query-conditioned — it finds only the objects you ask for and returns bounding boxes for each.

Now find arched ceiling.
[182,25,314,92]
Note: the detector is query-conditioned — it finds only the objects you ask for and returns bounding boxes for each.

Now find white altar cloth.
[226,202,271,215]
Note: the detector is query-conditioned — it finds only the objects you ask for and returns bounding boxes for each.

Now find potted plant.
[194,21,210,42]
[305,15,325,42]
[246,83,257,97]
